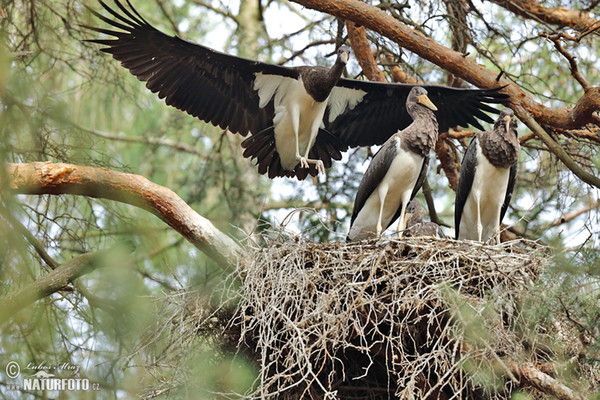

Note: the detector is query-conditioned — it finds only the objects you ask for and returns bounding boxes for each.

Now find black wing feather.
[454,136,480,239]
[329,80,508,147]
[85,0,298,136]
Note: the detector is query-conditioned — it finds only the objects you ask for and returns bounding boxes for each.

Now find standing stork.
[347,87,438,242]
[455,108,519,243]
[86,0,508,180]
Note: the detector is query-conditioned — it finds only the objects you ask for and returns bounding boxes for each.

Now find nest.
[234,236,548,399]
[136,234,600,399]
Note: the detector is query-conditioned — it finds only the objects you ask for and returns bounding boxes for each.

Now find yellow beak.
[503,114,512,132]
[418,94,438,111]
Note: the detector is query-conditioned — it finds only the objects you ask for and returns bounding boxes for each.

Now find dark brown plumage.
[455,108,520,242]
[404,200,446,238]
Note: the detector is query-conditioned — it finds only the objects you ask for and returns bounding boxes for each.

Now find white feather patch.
[327,86,367,123]
[254,72,296,109]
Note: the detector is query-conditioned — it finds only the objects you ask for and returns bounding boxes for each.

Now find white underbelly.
[272,81,328,170]
[350,142,424,240]
[458,153,510,241]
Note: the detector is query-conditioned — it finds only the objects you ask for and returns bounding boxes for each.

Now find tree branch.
[290,0,600,130]
[384,53,419,84]
[545,33,588,90]
[0,251,111,325]
[5,162,244,268]
[546,198,599,228]
[486,0,600,33]
[0,203,59,270]
[84,128,208,158]
[510,362,584,400]
[346,21,386,82]
[514,107,600,188]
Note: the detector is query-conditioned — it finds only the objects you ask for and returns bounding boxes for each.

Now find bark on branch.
[510,362,584,400]
[290,0,599,131]
[346,21,386,82]
[487,0,600,32]
[5,162,243,269]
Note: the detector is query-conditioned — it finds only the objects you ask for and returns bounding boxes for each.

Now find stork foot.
[296,156,326,175]
[297,155,310,169]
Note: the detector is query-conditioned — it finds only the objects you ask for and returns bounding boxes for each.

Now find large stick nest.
[137,235,599,399]
[234,237,547,399]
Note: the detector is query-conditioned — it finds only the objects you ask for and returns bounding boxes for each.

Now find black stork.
[86,0,509,180]
[347,87,438,242]
[404,200,446,238]
[454,108,520,243]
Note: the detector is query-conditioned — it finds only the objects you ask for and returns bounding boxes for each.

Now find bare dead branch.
[277,39,336,66]
[546,33,589,89]
[5,162,244,268]
[384,53,420,84]
[546,198,599,228]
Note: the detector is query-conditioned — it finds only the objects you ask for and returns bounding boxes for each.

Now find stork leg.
[298,115,326,175]
[396,203,408,239]
[494,207,502,244]
[475,191,483,242]
[290,105,310,170]
[376,185,389,236]
[397,191,412,238]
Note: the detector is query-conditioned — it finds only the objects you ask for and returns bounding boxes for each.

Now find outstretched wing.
[454,135,480,239]
[326,80,507,147]
[85,0,298,136]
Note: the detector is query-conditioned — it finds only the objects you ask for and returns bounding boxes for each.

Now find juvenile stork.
[86,0,508,180]
[404,200,446,238]
[455,108,519,243]
[347,87,438,242]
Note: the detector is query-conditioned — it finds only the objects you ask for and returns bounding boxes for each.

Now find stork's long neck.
[402,106,439,157]
[481,126,520,168]
[328,57,346,82]
[301,56,346,103]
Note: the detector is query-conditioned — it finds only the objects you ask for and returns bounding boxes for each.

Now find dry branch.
[4,162,243,269]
